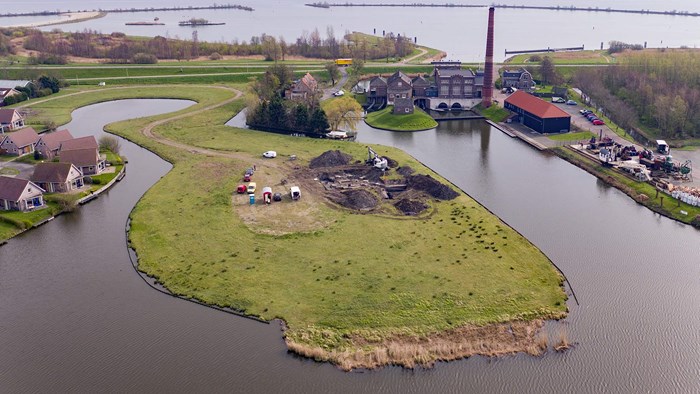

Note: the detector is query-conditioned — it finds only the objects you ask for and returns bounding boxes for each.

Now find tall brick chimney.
[482,6,495,108]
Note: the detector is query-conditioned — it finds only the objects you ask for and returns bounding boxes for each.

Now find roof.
[0,80,32,88]
[436,68,475,78]
[503,69,527,78]
[0,88,19,99]
[31,162,79,183]
[59,148,99,167]
[388,71,412,86]
[0,176,34,201]
[504,91,571,119]
[38,129,74,151]
[0,108,22,124]
[60,135,99,151]
[2,127,38,148]
[412,76,430,86]
[297,73,317,91]
[369,76,387,86]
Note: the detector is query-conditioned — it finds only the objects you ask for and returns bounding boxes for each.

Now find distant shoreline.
[5,12,106,28]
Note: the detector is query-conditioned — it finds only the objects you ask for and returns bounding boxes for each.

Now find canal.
[1,102,699,392]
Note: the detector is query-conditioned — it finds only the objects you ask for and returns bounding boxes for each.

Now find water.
[1,99,699,391]
[3,0,700,61]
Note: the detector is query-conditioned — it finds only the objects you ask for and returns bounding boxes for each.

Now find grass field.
[365,106,438,131]
[19,83,567,369]
[476,103,510,122]
[548,131,595,141]
[505,50,616,65]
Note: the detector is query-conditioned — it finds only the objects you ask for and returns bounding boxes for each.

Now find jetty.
[505,46,585,56]
[125,22,165,26]
[304,2,700,17]
[0,4,253,18]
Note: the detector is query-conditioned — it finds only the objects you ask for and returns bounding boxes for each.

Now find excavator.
[367,146,388,171]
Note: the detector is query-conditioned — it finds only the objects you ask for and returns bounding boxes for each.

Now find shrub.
[83,176,93,184]
[91,178,102,185]
[209,52,222,60]
[131,52,158,64]
[529,54,542,62]
[98,135,121,155]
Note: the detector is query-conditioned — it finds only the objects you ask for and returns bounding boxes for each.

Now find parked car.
[243,174,251,182]
[551,97,566,103]
[333,90,345,97]
[586,114,597,120]
[566,100,577,105]
[273,192,282,201]
[263,150,277,158]
[588,117,600,123]
[592,119,605,125]
[245,168,254,176]
[247,182,257,193]
[580,109,591,115]
[236,184,247,194]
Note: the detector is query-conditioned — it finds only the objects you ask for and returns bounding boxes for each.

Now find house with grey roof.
[0,127,39,156]
[30,162,84,193]
[35,129,74,159]
[0,108,26,133]
[0,176,45,212]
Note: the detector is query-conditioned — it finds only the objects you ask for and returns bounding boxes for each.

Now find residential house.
[504,90,570,133]
[0,127,39,156]
[287,73,318,102]
[0,108,26,133]
[35,129,74,159]
[502,68,535,90]
[386,71,413,106]
[30,162,84,193]
[59,135,99,152]
[0,176,45,212]
[0,79,33,89]
[59,148,106,175]
[0,88,21,106]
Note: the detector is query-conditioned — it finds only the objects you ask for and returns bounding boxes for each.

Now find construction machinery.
[367,146,388,171]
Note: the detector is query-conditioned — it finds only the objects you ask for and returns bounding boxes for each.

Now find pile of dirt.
[385,156,399,168]
[310,150,353,169]
[406,174,459,200]
[396,166,415,176]
[394,199,428,215]
[330,189,378,211]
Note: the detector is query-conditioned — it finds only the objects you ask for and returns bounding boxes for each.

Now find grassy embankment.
[365,105,437,131]
[475,103,510,123]
[504,50,616,65]
[20,84,568,369]
[554,147,700,226]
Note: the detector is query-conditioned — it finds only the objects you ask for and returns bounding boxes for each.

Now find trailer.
[290,186,301,200]
[262,187,272,204]
[656,140,669,155]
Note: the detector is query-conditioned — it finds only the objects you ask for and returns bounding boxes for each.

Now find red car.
[243,174,251,182]
[592,119,605,125]
[236,184,247,194]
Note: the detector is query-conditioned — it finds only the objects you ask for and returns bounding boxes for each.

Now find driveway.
[321,67,348,101]
[0,160,35,180]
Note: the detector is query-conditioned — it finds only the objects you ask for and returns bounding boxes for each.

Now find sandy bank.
[286,319,552,371]
[6,11,105,28]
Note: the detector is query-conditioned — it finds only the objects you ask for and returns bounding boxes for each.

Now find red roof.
[2,127,38,148]
[504,91,571,119]
[39,129,74,152]
[0,108,21,123]
[60,135,98,151]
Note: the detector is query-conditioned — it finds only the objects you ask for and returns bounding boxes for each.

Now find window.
[398,82,402,87]
[402,93,406,98]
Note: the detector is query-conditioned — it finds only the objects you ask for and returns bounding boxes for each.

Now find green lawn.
[476,103,510,122]
[21,83,567,368]
[548,131,595,141]
[0,202,58,238]
[365,106,438,131]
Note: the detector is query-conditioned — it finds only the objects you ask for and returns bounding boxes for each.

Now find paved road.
[321,67,348,101]
[0,161,34,180]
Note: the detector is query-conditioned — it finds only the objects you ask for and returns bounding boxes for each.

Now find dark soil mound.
[330,189,378,210]
[407,174,459,200]
[394,199,428,215]
[310,150,353,169]
[397,166,414,176]
[385,156,399,168]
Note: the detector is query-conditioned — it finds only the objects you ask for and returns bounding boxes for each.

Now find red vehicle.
[243,174,251,182]
[592,119,605,125]
[236,184,247,194]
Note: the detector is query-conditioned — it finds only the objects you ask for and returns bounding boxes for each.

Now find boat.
[326,130,350,139]
[178,18,226,26]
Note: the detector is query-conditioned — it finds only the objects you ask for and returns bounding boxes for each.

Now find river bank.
[5,11,106,28]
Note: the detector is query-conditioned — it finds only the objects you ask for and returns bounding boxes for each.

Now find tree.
[324,96,362,131]
[539,56,558,85]
[38,75,60,93]
[99,135,122,155]
[293,104,310,130]
[350,57,365,75]
[325,62,340,86]
[309,108,330,133]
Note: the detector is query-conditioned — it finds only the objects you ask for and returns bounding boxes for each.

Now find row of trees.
[2,75,64,106]
[575,50,700,138]
[14,27,415,64]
